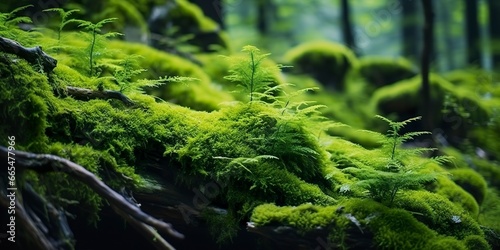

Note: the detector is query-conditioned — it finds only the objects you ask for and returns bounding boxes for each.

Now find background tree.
[421,0,434,136]
[190,0,225,29]
[340,0,355,52]
[465,0,480,66]
[489,0,500,70]
[401,0,420,62]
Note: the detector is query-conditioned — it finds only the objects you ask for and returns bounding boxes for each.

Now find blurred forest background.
[2,0,499,72]
[220,0,499,73]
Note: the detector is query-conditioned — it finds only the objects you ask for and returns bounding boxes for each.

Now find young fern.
[110,54,197,94]
[0,4,32,27]
[343,115,449,206]
[77,18,121,77]
[376,115,431,170]
[43,8,80,52]
[224,45,282,102]
[0,5,33,37]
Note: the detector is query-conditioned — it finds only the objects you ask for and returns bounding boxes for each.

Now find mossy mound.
[0,56,50,151]
[449,168,488,204]
[370,74,491,141]
[251,198,488,250]
[354,56,417,91]
[158,0,229,52]
[284,41,358,91]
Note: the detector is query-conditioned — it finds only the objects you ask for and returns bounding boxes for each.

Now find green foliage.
[395,190,483,240]
[0,4,32,38]
[0,56,50,151]
[284,41,357,90]
[202,209,239,245]
[342,116,446,205]
[77,17,121,76]
[109,54,198,94]
[449,168,488,204]
[0,4,32,28]
[224,45,282,102]
[42,8,80,44]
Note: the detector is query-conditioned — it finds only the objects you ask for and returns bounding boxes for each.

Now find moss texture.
[1,5,499,249]
[284,41,358,91]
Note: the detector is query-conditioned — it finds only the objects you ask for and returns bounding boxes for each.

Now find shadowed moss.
[354,56,417,90]
[284,41,357,91]
[0,56,51,152]
[395,190,482,239]
[449,168,488,204]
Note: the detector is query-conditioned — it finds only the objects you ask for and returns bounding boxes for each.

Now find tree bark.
[65,86,135,106]
[0,36,57,73]
[341,0,356,51]
[465,0,481,66]
[421,0,434,138]
[402,0,420,62]
[190,0,225,29]
[489,0,500,70]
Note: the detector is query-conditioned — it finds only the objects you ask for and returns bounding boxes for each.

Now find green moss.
[464,235,492,250]
[354,56,417,89]
[0,55,51,151]
[166,0,229,51]
[370,74,491,140]
[107,40,234,110]
[426,237,467,250]
[395,190,482,239]
[449,168,488,204]
[284,41,358,91]
[251,203,344,233]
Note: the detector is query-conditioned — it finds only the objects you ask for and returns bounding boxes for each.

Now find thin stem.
[89,26,96,76]
[249,50,255,102]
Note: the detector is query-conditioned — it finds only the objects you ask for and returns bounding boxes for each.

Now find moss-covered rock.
[149,0,229,52]
[284,41,357,91]
[370,74,491,142]
[0,56,50,151]
[395,190,482,239]
[449,168,488,204]
[354,56,417,90]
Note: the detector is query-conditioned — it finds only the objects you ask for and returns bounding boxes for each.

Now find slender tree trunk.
[489,0,500,70]
[465,0,480,66]
[421,0,434,137]
[402,0,420,61]
[190,0,225,29]
[340,0,355,51]
[257,0,269,35]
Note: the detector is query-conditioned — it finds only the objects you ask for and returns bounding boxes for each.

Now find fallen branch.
[0,36,57,73]
[0,146,183,248]
[65,86,135,106]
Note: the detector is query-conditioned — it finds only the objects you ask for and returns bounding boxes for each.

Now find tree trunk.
[465,0,481,66]
[340,0,356,51]
[257,0,270,35]
[189,0,225,29]
[421,0,434,139]
[489,0,500,70]
[402,0,420,62]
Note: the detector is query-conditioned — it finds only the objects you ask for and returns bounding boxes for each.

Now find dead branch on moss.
[65,86,135,106]
[0,146,184,249]
[0,36,57,73]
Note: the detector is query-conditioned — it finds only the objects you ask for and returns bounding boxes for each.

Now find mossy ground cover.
[1,4,500,249]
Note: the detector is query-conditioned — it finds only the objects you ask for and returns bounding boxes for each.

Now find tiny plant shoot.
[43,8,80,52]
[224,45,281,103]
[77,18,121,77]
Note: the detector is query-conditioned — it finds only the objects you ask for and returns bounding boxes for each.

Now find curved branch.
[0,146,184,243]
[0,36,57,73]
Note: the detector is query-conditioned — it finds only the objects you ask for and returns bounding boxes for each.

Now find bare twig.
[0,36,57,72]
